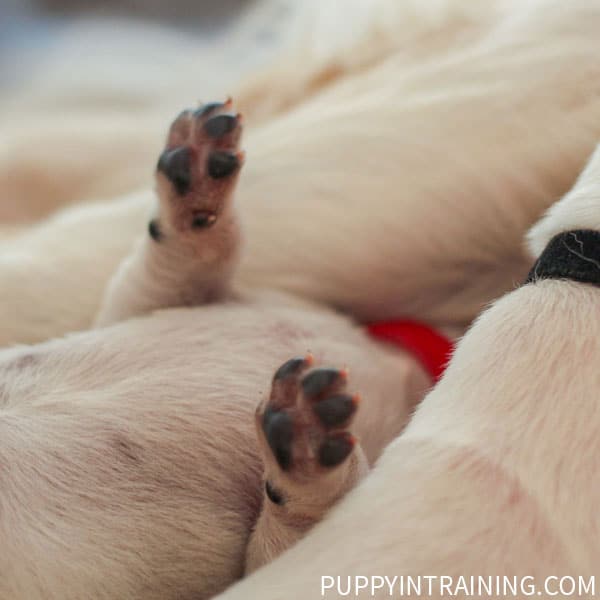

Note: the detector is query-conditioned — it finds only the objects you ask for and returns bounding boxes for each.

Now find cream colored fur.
[1,0,600,598]
[2,0,600,346]
[0,294,429,599]
[216,144,600,599]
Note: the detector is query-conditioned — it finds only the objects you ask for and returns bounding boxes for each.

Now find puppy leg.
[95,102,245,326]
[246,355,368,574]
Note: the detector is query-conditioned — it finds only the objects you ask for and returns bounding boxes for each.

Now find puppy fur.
[1,0,600,597]
[0,98,432,598]
[0,298,429,599]
[2,0,600,346]
[215,143,600,599]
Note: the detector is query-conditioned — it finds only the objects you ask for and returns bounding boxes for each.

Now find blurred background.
[0,0,306,224]
[0,0,295,92]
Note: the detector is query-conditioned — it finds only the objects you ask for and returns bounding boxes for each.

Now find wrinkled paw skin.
[257,355,360,477]
[153,98,245,237]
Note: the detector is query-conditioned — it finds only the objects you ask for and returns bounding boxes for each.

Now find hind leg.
[246,355,368,573]
[95,100,245,326]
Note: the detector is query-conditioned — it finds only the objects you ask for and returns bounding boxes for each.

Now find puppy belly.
[0,299,424,599]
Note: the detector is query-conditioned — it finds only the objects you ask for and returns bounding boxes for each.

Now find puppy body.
[1,0,600,597]
[0,295,429,599]
[215,146,600,600]
[2,0,600,346]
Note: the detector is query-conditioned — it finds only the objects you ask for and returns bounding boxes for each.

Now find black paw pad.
[302,369,345,399]
[265,480,285,505]
[273,357,308,381]
[313,394,357,428]
[319,433,355,468]
[204,114,238,138]
[170,108,193,127]
[207,151,239,179]
[157,146,192,195]
[148,219,163,242]
[194,102,225,118]
[262,408,294,471]
[191,211,217,229]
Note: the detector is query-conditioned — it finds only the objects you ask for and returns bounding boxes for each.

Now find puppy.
[2,0,600,347]
[1,1,600,597]
[215,144,600,599]
[0,101,431,599]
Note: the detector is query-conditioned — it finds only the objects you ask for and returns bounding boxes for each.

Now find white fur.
[0,293,429,599]
[2,0,600,346]
[215,152,600,599]
[1,0,600,597]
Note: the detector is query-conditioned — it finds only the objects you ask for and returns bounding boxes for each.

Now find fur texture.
[215,142,600,599]
[0,296,429,599]
[1,0,600,597]
[2,0,600,346]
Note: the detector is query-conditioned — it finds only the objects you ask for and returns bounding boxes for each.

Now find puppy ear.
[527,144,600,258]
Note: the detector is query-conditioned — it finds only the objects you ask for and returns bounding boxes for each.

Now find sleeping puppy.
[1,2,600,597]
[214,145,600,599]
[0,102,431,599]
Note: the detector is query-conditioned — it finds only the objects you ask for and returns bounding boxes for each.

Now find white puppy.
[214,142,600,600]
[2,0,600,347]
[0,99,432,599]
[1,0,600,598]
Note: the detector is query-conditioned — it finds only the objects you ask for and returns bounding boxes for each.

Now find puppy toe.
[262,409,294,471]
[207,151,241,179]
[194,101,226,118]
[204,114,239,138]
[301,368,347,400]
[313,394,359,428]
[157,146,192,195]
[273,356,313,382]
[319,432,356,468]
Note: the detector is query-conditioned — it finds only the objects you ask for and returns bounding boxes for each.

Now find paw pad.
[153,98,245,235]
[258,356,359,473]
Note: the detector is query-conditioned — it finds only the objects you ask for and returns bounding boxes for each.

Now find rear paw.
[258,356,360,475]
[153,99,245,236]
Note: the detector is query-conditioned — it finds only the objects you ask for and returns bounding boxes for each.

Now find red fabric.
[366,320,454,382]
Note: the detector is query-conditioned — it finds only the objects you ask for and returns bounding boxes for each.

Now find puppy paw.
[246,355,368,573]
[151,99,244,239]
[257,355,361,480]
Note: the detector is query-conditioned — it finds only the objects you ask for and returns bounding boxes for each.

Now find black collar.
[526,229,600,287]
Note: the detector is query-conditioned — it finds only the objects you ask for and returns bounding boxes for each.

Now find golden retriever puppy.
[215,142,600,600]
